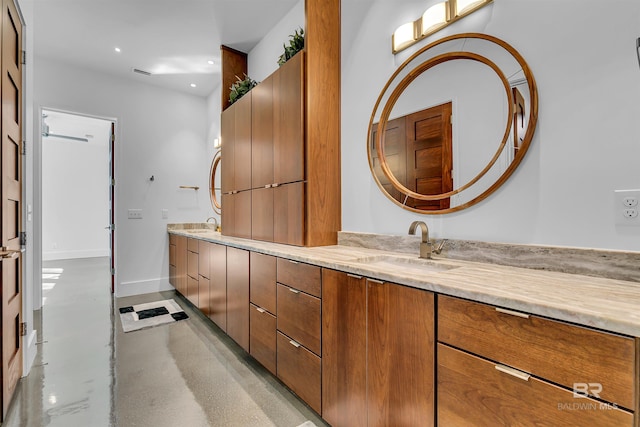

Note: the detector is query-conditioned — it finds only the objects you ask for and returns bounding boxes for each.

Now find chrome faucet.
[408,221,446,259]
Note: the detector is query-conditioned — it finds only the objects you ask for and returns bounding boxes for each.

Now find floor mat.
[119,299,188,332]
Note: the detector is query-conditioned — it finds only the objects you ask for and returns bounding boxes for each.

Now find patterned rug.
[119,299,188,332]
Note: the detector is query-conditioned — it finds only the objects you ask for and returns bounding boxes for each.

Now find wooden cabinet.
[209,243,227,331]
[249,252,277,374]
[322,269,435,427]
[169,234,177,287]
[221,50,339,246]
[438,295,635,410]
[186,239,199,307]
[438,343,633,426]
[198,241,211,316]
[275,258,322,413]
[226,247,249,352]
[437,295,636,426]
[174,235,187,296]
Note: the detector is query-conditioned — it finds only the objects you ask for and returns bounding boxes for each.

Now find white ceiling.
[29,0,300,97]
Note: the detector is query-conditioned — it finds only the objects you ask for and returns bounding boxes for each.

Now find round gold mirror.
[368,33,538,214]
[209,150,221,215]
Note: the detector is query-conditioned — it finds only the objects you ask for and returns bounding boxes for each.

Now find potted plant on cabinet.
[277,28,304,66]
[229,74,258,105]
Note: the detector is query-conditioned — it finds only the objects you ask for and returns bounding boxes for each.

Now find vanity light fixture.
[213,138,221,148]
[392,0,493,54]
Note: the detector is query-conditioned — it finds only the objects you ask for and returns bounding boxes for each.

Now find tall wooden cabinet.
[221,49,337,246]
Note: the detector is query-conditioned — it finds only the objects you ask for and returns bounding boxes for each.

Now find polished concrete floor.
[3,257,326,426]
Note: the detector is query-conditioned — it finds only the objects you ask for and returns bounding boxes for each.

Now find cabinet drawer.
[277,331,321,414]
[187,250,198,279]
[438,295,635,409]
[187,237,199,252]
[198,275,209,316]
[250,304,276,375]
[187,275,199,307]
[277,284,321,356]
[438,344,633,427]
[250,252,277,315]
[198,241,210,278]
[276,258,321,298]
[169,243,176,266]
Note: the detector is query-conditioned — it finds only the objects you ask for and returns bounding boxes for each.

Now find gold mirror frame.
[209,150,221,215]
[367,33,538,214]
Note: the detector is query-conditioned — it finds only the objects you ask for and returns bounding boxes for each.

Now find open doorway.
[40,109,116,300]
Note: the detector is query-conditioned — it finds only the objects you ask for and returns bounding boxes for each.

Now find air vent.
[132,68,152,76]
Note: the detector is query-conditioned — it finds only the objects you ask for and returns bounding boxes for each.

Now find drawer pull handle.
[288,288,300,294]
[495,307,530,319]
[367,278,384,285]
[288,260,299,264]
[347,274,363,279]
[256,307,266,314]
[289,339,301,348]
[495,364,531,381]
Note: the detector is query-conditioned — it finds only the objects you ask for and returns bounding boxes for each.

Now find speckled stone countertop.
[168,226,640,338]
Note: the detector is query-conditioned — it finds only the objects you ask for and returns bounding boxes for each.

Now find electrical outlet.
[161,209,168,219]
[128,209,143,219]
[614,190,640,226]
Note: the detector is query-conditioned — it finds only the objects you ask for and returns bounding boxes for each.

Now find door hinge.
[20,322,27,336]
[21,50,26,65]
[111,178,115,186]
[21,140,26,155]
[110,268,115,276]
[20,231,26,246]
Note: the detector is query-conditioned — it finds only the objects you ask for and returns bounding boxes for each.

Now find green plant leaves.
[278,28,305,66]
[229,74,258,105]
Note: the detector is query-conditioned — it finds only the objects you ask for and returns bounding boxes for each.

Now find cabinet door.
[274,50,304,185]
[221,105,235,193]
[227,247,249,352]
[250,304,276,375]
[221,193,235,237]
[198,241,210,278]
[273,181,304,246]
[276,284,321,356]
[234,92,252,192]
[251,187,273,242]
[198,275,210,316]
[187,275,199,307]
[322,269,367,427]
[438,344,633,427]
[277,331,321,414]
[367,280,434,427]
[209,243,227,332]
[175,235,187,296]
[223,191,252,239]
[249,252,276,314]
[252,74,274,188]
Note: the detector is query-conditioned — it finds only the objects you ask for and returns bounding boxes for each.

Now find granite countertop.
[168,227,640,338]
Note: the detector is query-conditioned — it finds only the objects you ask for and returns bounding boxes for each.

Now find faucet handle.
[433,239,447,255]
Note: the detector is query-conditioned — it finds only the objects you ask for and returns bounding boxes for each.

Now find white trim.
[42,249,110,261]
[117,277,173,298]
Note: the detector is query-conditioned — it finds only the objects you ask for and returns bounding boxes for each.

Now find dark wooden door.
[405,102,452,210]
[0,0,22,417]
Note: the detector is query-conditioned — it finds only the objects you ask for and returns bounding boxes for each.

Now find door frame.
[34,107,118,306]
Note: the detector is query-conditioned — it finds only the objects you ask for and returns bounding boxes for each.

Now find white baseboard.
[23,330,38,376]
[43,249,110,261]
[117,277,174,298]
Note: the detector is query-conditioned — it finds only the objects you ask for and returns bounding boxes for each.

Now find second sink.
[352,255,460,273]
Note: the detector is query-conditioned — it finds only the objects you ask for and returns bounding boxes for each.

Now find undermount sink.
[352,255,460,273]
[188,229,214,234]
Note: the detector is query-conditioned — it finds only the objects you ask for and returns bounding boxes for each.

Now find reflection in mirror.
[209,150,222,215]
[368,33,538,214]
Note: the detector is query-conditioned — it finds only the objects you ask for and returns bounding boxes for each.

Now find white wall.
[341,0,640,251]
[248,0,305,81]
[42,118,111,260]
[34,56,215,297]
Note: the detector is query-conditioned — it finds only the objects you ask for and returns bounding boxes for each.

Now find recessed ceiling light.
[190,83,197,88]
[114,47,121,53]
[207,60,214,65]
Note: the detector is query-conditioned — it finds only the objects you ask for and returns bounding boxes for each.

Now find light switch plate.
[161,209,168,219]
[128,209,143,219]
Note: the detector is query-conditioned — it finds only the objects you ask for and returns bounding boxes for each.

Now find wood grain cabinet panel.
[252,74,274,188]
[322,270,367,427]
[250,304,276,375]
[198,275,210,316]
[226,247,249,352]
[367,280,434,427]
[175,235,187,296]
[234,93,252,192]
[187,237,199,253]
[187,250,198,280]
[209,243,227,332]
[249,252,276,315]
[438,343,633,427]
[198,241,210,278]
[277,331,321,414]
[276,258,321,298]
[251,187,273,243]
[273,182,304,246]
[438,295,635,409]
[187,275,199,307]
[276,284,321,356]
